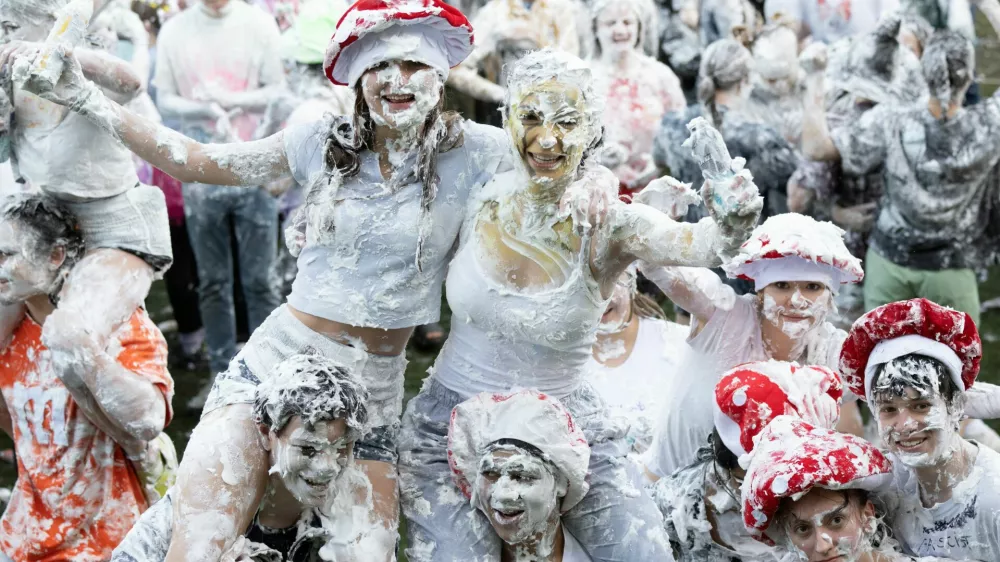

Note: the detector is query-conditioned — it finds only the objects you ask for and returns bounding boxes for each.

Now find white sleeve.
[282,119,328,186]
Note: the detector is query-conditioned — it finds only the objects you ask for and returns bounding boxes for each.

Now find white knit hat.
[448,390,591,512]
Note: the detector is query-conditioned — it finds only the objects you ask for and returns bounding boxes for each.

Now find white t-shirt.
[643,294,845,477]
[154,1,284,140]
[585,317,690,455]
[764,0,900,43]
[563,528,592,562]
[887,443,1000,560]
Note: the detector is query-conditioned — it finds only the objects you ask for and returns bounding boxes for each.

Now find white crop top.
[283,117,509,329]
[433,170,610,398]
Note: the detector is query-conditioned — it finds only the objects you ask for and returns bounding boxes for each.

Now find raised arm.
[640,264,736,328]
[799,42,840,161]
[0,44,292,187]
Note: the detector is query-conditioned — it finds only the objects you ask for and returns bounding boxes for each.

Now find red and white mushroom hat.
[714,360,844,460]
[448,390,591,513]
[723,213,864,294]
[839,298,981,401]
[741,416,894,543]
[324,0,475,87]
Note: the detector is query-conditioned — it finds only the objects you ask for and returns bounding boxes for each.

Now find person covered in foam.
[0,192,174,560]
[399,46,763,562]
[652,38,798,220]
[0,0,568,557]
[840,298,1000,559]
[448,390,595,562]
[740,20,806,147]
[741,416,910,562]
[112,354,370,562]
[0,0,171,403]
[652,359,844,561]
[585,266,690,457]
[801,5,1000,324]
[641,212,865,479]
[587,0,686,197]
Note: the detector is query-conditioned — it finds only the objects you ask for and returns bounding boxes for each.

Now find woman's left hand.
[1,41,88,108]
[560,164,617,233]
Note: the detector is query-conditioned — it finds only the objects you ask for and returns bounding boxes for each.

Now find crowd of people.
[1,0,1000,560]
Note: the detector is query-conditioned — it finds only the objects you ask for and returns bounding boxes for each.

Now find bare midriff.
[288,306,414,356]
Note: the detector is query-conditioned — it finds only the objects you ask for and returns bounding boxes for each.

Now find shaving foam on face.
[473,446,566,559]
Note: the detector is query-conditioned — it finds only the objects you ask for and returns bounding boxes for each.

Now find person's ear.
[49,245,66,269]
[258,424,274,452]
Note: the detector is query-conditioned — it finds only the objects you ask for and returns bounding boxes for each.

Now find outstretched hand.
[799,42,828,75]
[684,117,762,240]
[633,175,700,221]
[560,164,618,234]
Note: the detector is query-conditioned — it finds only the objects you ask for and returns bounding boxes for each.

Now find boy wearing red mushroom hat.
[653,359,843,561]
[840,298,1000,560]
[741,415,904,562]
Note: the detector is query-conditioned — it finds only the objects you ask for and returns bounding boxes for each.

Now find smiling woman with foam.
[0,0,522,558]
[398,47,762,561]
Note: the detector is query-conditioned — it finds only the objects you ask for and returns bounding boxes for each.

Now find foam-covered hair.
[253,354,370,441]
[921,30,975,104]
[1,192,85,268]
[502,47,606,132]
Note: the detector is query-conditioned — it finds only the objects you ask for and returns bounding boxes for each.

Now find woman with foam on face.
[653,360,845,561]
[398,48,762,561]
[0,1,525,559]
[741,416,907,562]
[641,212,866,480]
[587,0,686,198]
[448,390,595,562]
[840,298,1000,560]
[585,266,690,457]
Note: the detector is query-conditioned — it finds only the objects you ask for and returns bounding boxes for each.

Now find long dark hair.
[317,81,465,268]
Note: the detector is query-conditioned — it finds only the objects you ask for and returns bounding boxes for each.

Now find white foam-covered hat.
[448,390,591,513]
[723,213,863,293]
[324,0,474,86]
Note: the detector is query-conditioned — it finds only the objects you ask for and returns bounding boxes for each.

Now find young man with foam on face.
[652,359,844,561]
[0,193,174,561]
[113,353,371,562]
[841,298,1000,560]
[801,4,1000,323]
[448,390,594,562]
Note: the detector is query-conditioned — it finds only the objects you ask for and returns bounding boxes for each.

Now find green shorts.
[863,247,981,325]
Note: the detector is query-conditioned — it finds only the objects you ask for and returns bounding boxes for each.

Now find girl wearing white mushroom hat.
[641,212,866,480]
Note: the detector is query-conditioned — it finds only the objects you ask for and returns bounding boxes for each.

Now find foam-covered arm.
[79,350,166,442]
[800,44,840,161]
[84,82,290,186]
[164,405,270,562]
[639,264,735,325]
[614,204,731,268]
[77,47,141,104]
[964,382,1000,420]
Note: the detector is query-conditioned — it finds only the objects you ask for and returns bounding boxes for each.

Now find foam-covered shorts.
[61,184,173,275]
[204,304,406,463]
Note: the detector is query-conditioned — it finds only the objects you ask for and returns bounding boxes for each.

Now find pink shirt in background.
[154,1,285,141]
